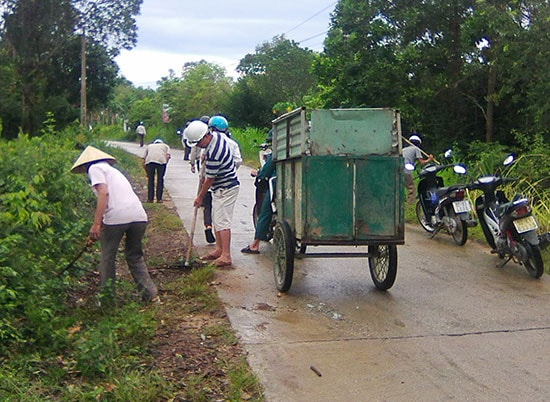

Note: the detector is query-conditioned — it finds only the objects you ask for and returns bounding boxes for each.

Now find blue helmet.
[208,116,229,132]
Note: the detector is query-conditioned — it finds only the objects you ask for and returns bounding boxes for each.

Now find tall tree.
[72,0,142,126]
[2,0,77,134]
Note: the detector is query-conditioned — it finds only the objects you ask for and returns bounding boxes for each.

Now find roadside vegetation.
[1,0,549,398]
[0,127,263,401]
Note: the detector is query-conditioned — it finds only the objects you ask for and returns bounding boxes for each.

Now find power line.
[297,30,329,46]
[284,1,337,35]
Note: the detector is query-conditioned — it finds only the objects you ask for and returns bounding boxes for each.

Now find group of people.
[71,116,433,304]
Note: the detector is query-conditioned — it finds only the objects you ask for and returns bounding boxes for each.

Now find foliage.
[72,0,142,53]
[228,36,318,127]
[0,0,142,137]
[230,126,271,168]
[0,126,171,400]
[156,60,233,130]
[317,0,550,150]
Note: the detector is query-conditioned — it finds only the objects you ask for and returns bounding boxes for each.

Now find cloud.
[116,0,336,87]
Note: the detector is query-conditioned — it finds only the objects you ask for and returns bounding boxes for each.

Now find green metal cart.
[271,107,405,292]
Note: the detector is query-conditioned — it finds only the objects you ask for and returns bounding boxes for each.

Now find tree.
[72,0,143,126]
[229,35,318,127]
[0,0,127,137]
[2,0,77,135]
[316,0,550,149]
[156,61,233,129]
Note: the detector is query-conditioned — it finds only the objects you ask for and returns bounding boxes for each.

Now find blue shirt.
[205,131,240,191]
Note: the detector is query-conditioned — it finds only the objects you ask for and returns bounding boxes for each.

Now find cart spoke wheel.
[368,244,398,291]
[273,220,295,292]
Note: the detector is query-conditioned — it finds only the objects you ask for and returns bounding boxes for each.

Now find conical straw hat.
[71,145,116,173]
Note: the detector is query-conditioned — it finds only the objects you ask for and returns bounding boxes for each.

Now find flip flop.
[241,245,260,254]
[201,253,220,261]
[213,259,232,268]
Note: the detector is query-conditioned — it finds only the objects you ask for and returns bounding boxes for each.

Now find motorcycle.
[411,153,476,245]
[469,154,544,278]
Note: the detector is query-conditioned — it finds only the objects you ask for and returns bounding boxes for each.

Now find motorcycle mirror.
[503,153,516,166]
[404,163,415,171]
[453,164,467,175]
[444,149,453,159]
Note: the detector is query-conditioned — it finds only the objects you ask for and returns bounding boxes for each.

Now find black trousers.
[145,162,167,202]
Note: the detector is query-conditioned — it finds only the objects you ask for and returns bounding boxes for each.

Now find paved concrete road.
[112,141,550,402]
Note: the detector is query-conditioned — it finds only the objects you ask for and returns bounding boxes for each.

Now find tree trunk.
[80,32,87,127]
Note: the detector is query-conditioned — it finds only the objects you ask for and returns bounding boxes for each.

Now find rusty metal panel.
[303,157,354,240]
[309,109,399,156]
[355,156,405,240]
[273,108,402,161]
[273,108,404,245]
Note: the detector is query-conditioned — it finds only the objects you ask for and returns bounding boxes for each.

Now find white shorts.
[212,185,239,231]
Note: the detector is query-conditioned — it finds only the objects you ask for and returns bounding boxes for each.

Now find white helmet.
[184,120,208,147]
[409,134,422,144]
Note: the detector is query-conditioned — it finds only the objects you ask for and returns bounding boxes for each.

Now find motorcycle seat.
[495,198,528,216]
[435,185,464,199]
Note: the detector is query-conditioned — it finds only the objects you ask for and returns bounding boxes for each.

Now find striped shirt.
[205,131,240,191]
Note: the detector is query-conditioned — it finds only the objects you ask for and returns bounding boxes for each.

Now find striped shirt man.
[204,131,240,192]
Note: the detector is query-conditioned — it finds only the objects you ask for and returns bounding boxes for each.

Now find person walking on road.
[136,122,146,147]
[403,134,434,203]
[143,139,171,203]
[184,120,240,268]
[71,145,159,304]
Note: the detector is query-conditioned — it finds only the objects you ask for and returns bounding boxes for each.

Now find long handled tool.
[57,241,89,276]
[184,158,206,267]
[184,206,199,267]
[403,136,440,165]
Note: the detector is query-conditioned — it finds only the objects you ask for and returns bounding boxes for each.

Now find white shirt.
[88,162,147,225]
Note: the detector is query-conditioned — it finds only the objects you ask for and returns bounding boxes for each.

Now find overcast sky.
[115,0,337,88]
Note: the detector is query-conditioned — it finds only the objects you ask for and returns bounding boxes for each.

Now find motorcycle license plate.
[452,200,472,213]
[513,216,538,233]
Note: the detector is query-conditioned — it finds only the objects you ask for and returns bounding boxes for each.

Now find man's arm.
[194,177,215,208]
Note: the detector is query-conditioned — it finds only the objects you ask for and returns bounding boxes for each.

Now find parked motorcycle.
[411,155,476,245]
[469,154,544,278]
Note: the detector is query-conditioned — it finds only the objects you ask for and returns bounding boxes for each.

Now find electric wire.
[284,2,337,36]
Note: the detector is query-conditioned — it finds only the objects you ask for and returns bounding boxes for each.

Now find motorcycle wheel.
[416,201,435,233]
[523,242,544,279]
[448,209,468,246]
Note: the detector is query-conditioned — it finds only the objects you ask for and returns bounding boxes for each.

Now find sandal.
[201,253,220,261]
[241,245,260,254]
[213,259,232,268]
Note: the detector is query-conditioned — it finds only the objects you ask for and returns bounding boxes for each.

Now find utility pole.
[80,29,87,127]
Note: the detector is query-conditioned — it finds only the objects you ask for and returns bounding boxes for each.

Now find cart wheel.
[273,220,295,292]
[368,244,397,291]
